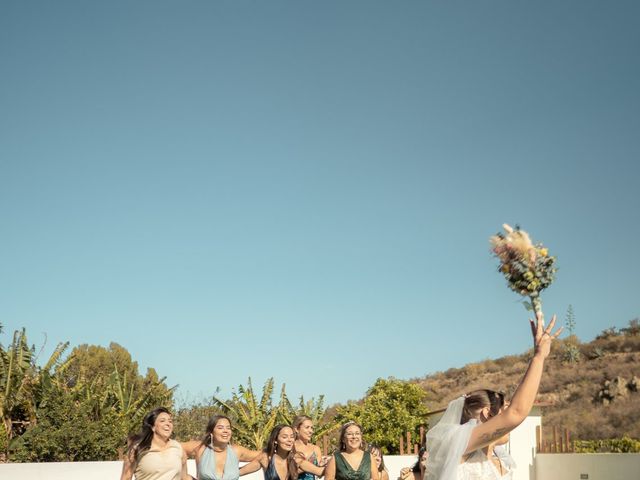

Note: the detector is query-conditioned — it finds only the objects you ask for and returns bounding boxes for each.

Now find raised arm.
[465,312,561,454]
[239,452,267,476]
[182,440,202,459]
[234,444,263,462]
[323,454,336,480]
[294,453,328,477]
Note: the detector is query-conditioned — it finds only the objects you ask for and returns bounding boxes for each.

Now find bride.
[425,312,561,480]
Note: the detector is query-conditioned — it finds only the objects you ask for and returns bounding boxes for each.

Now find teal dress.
[298,451,318,480]
[198,445,240,480]
[264,455,283,480]
[334,451,372,480]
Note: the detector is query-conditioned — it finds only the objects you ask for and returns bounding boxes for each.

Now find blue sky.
[1,1,638,406]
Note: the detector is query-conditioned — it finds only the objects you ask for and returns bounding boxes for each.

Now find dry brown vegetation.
[413,325,640,442]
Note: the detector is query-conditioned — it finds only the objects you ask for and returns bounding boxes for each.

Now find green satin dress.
[334,451,372,480]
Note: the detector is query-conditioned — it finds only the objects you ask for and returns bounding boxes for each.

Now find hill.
[414,321,640,441]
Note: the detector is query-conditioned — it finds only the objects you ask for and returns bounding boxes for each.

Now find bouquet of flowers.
[490,224,557,317]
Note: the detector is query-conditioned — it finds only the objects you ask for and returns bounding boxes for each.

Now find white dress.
[457,450,512,480]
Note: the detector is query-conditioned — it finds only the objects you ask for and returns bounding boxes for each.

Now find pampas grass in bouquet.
[490,224,557,317]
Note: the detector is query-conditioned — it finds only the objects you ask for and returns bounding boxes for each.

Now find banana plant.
[212,377,281,450]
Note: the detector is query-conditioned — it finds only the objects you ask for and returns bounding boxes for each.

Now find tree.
[173,396,221,442]
[9,381,127,462]
[1,330,175,461]
[0,328,69,458]
[333,378,429,454]
[62,343,174,434]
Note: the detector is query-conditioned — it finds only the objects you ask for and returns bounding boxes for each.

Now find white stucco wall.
[507,414,541,480]
[0,456,421,480]
[535,453,640,480]
[2,452,640,480]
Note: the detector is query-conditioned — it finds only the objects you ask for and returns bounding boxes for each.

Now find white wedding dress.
[425,397,516,480]
[457,449,512,480]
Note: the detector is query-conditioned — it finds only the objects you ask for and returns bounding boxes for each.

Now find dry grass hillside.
[414,323,640,441]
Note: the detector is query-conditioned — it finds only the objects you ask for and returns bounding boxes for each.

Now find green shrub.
[573,436,640,453]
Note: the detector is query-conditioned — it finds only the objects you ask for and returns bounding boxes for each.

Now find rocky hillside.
[414,321,640,441]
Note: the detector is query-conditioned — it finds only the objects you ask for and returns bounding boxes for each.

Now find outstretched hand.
[530,311,563,359]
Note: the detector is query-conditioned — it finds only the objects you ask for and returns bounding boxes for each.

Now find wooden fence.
[399,426,426,455]
[536,425,573,453]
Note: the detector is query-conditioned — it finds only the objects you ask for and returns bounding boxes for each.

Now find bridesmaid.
[368,445,389,480]
[194,415,261,480]
[120,407,190,480]
[293,415,328,480]
[324,422,379,480]
[397,447,427,480]
[240,424,324,480]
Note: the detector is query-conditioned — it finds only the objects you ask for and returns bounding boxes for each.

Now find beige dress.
[135,439,184,480]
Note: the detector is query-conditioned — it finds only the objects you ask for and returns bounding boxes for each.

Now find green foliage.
[62,343,174,437]
[211,378,332,450]
[561,305,581,364]
[334,378,428,454]
[0,328,70,457]
[9,383,127,461]
[562,342,582,364]
[279,393,337,440]
[573,436,640,453]
[212,377,282,450]
[173,398,221,442]
[0,328,175,461]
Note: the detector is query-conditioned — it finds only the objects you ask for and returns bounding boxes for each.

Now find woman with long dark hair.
[194,415,261,480]
[324,421,379,480]
[239,424,324,480]
[397,446,427,480]
[425,312,562,480]
[368,445,389,480]
[120,407,190,480]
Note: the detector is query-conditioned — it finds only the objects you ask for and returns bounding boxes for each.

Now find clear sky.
[1,1,638,406]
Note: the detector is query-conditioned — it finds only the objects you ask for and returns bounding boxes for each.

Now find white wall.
[535,453,640,480]
[0,417,543,480]
[2,432,638,480]
[507,414,541,480]
[0,456,422,480]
